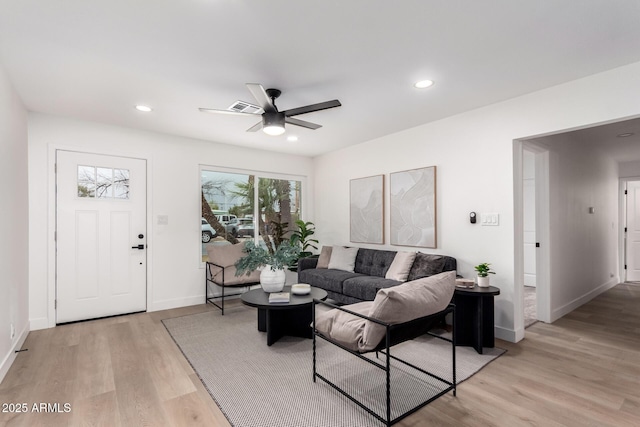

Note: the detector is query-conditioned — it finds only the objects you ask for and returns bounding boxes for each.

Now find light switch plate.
[481,213,500,226]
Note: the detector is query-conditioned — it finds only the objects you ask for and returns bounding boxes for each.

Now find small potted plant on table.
[474,263,495,288]
[235,241,300,293]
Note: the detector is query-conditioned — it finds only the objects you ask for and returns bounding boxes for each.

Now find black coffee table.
[241,285,328,346]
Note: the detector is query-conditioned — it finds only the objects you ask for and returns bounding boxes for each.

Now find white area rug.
[163,306,505,427]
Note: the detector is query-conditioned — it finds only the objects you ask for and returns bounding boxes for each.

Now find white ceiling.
[1,1,640,157]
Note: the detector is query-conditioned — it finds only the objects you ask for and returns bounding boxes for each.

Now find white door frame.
[514,139,551,340]
[619,177,640,281]
[46,144,153,328]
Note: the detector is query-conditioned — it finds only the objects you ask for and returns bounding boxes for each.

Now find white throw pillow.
[385,251,416,281]
[328,246,359,272]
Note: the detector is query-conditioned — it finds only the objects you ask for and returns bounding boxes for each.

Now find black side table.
[453,285,500,354]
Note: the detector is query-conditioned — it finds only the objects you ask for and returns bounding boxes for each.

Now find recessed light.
[287,136,298,142]
[617,132,634,138]
[135,105,153,112]
[414,80,434,89]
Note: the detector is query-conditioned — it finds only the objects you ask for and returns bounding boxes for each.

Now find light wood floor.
[1,284,639,426]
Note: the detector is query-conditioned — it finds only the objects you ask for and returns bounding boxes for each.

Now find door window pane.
[96,167,113,198]
[78,166,96,197]
[77,165,130,200]
[113,169,130,199]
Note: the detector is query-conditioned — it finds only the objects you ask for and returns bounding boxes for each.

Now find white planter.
[477,275,490,288]
[260,265,286,293]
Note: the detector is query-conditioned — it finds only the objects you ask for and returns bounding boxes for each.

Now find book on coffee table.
[268,292,290,304]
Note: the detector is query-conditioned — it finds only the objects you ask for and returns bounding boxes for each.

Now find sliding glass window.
[201,168,303,263]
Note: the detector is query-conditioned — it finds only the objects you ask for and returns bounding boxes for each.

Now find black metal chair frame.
[205,261,259,315]
[312,300,456,427]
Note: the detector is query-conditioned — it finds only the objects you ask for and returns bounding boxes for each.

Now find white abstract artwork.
[390,166,436,248]
[350,175,384,244]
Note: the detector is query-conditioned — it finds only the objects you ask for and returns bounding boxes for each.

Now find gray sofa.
[298,248,457,304]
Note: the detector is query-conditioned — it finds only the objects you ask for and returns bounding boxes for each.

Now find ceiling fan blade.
[283,99,341,117]
[246,121,263,132]
[285,117,322,130]
[199,107,255,116]
[246,83,276,113]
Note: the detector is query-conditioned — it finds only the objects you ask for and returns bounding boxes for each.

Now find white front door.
[626,180,640,282]
[56,150,147,323]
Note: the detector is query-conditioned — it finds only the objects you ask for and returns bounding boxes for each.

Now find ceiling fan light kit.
[200,83,341,136]
[262,112,286,136]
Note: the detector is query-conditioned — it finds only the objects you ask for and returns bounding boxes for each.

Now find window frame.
[199,164,307,267]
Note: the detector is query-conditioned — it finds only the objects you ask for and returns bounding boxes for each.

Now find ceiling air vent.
[228,101,263,114]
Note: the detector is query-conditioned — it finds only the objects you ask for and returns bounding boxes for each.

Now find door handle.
[131,244,145,250]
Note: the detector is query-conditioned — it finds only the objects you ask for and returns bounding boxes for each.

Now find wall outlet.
[10,323,15,340]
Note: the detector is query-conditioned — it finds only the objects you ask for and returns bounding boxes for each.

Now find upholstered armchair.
[205,243,260,314]
[312,271,457,426]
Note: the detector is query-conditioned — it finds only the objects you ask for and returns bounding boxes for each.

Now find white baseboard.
[551,278,618,322]
[0,322,30,384]
[495,325,520,343]
[29,317,49,331]
[150,295,210,312]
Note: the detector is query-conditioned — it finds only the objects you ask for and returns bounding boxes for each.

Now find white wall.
[0,63,29,382]
[28,114,314,329]
[541,134,620,319]
[619,160,640,178]
[313,61,640,342]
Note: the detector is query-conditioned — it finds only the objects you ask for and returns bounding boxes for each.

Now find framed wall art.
[390,166,436,248]
[350,174,384,244]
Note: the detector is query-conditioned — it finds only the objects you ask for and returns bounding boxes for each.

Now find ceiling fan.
[199,83,341,136]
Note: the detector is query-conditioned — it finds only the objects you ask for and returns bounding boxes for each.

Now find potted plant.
[235,241,300,292]
[474,263,495,287]
[289,220,319,271]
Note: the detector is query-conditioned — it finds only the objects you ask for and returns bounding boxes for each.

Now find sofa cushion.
[342,276,402,301]
[385,251,416,281]
[298,268,363,294]
[314,301,375,352]
[316,246,333,269]
[354,248,397,277]
[208,264,260,286]
[407,253,457,281]
[206,242,246,267]
[328,246,359,272]
[206,243,261,286]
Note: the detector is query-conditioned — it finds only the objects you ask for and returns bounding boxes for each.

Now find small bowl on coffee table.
[291,283,311,295]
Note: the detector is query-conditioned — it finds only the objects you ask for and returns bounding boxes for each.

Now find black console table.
[453,285,500,354]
